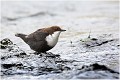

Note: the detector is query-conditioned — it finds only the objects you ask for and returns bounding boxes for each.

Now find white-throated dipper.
[15,26,66,53]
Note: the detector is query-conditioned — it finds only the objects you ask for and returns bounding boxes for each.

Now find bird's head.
[50,26,66,32]
[41,26,66,35]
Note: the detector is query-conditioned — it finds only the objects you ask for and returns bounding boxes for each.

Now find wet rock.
[13,52,27,58]
[0,38,27,60]
[1,38,71,76]
[81,37,115,48]
[0,38,13,49]
[79,63,119,74]
[94,40,114,47]
[61,66,71,71]
[91,38,98,41]
[40,67,59,72]
[45,54,60,58]
[2,63,23,69]
[0,38,119,79]
[1,55,12,60]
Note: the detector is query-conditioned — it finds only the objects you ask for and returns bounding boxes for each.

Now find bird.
[15,26,66,53]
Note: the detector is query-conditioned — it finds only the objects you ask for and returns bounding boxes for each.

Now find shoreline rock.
[0,38,119,79]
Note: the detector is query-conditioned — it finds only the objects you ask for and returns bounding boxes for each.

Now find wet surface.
[0,34,119,79]
[1,1,119,79]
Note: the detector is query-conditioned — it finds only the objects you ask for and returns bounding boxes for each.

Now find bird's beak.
[61,29,66,32]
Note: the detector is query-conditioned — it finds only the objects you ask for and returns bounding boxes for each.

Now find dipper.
[15,26,66,52]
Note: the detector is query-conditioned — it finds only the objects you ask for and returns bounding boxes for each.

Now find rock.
[0,38,71,76]
[0,38,119,79]
[79,63,119,74]
[0,38,13,49]
[0,38,27,60]
[2,63,23,69]
[91,38,98,41]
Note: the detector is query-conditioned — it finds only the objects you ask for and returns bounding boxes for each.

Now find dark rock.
[14,52,27,58]
[2,63,23,69]
[1,55,12,60]
[96,40,114,46]
[84,39,114,47]
[91,38,98,41]
[40,67,56,72]
[45,54,60,58]
[62,66,71,70]
[91,63,119,74]
[117,45,120,46]
[1,69,14,75]
[0,38,13,49]
[79,63,119,74]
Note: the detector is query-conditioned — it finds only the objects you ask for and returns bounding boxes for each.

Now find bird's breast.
[45,31,61,47]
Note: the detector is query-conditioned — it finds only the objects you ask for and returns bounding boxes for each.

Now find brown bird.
[15,26,66,53]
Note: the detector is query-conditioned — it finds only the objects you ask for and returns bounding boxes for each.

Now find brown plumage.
[15,26,66,53]
[40,26,63,35]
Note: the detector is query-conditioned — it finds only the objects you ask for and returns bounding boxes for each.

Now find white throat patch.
[46,31,61,47]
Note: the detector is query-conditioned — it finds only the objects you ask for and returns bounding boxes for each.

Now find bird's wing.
[26,29,49,41]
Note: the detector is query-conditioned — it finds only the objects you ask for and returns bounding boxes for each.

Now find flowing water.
[1,1,119,79]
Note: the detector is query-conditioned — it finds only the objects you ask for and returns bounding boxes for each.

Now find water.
[1,1,119,79]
